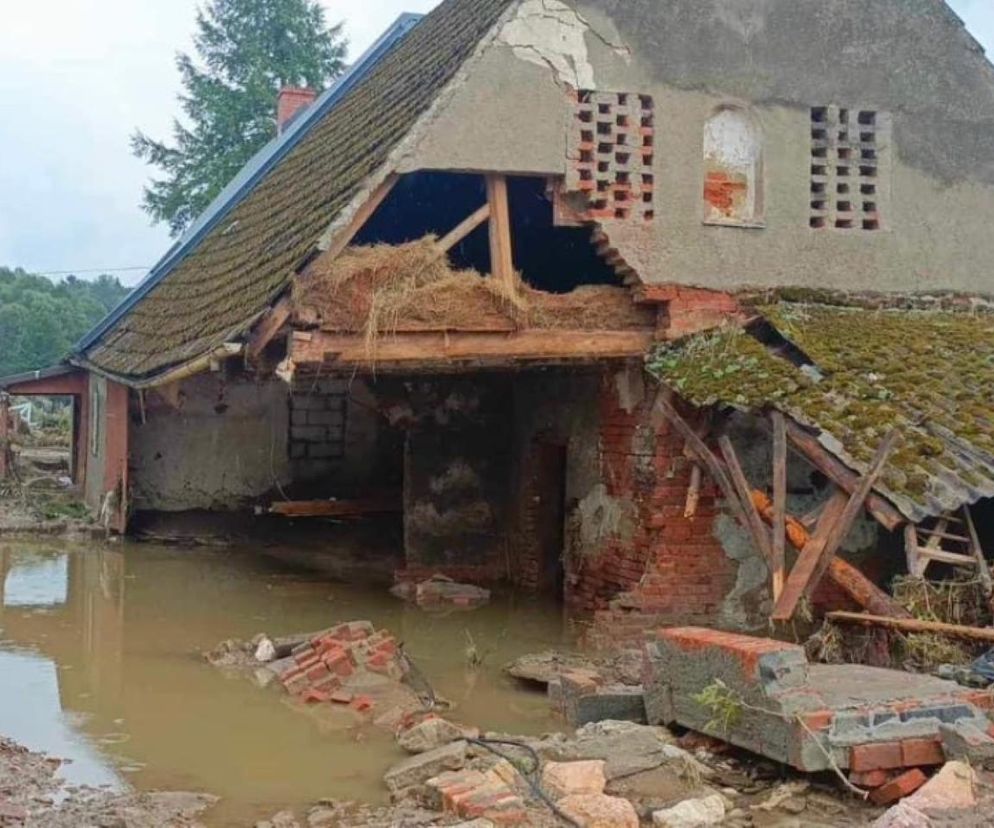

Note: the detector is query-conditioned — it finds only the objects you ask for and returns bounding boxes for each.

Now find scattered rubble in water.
[0,736,217,827]
[390,574,491,610]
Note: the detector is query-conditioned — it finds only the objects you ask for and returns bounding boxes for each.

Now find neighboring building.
[5,0,994,636]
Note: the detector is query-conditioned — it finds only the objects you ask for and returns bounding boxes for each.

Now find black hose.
[467,737,582,828]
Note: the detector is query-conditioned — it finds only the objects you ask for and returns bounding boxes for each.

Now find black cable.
[466,737,582,828]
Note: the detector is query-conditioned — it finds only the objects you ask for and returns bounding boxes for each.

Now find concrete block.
[384,740,468,795]
[307,442,343,460]
[938,722,994,768]
[307,409,344,427]
[564,684,647,727]
[291,425,327,443]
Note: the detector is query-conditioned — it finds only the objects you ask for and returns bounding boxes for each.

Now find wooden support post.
[486,174,514,286]
[103,381,130,535]
[436,203,491,256]
[247,174,399,361]
[904,523,922,577]
[772,490,849,621]
[684,464,702,518]
[964,506,993,595]
[827,611,994,644]
[772,429,901,621]
[771,411,788,601]
[718,435,774,567]
[654,394,757,545]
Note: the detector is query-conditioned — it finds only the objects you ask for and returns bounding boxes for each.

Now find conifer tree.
[133,0,346,236]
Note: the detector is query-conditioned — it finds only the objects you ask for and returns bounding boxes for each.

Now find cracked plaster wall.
[402,0,994,296]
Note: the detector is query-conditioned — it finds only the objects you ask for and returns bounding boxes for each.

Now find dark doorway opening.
[529,441,568,599]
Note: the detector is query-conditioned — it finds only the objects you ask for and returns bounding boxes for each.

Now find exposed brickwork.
[568,89,655,223]
[637,285,744,340]
[574,380,737,645]
[277,86,316,133]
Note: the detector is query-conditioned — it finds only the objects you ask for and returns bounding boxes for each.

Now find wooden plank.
[784,419,903,531]
[773,430,901,620]
[771,411,788,601]
[718,436,774,567]
[964,505,993,593]
[751,489,910,618]
[827,611,994,644]
[436,203,491,255]
[486,174,514,286]
[771,490,849,621]
[269,497,400,518]
[0,394,9,480]
[914,547,977,567]
[290,329,655,367]
[918,527,971,544]
[247,174,399,360]
[904,524,922,577]
[654,394,757,547]
[684,464,702,518]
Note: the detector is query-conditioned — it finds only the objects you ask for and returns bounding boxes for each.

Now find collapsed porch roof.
[649,301,994,524]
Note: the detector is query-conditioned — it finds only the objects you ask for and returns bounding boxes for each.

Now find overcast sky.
[0,0,991,286]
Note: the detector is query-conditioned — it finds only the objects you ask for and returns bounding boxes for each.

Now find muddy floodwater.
[0,538,572,826]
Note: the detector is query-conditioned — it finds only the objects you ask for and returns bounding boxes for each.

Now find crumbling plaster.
[131,375,291,513]
[401,0,994,296]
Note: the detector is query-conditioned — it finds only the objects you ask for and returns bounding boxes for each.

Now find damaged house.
[5,0,994,642]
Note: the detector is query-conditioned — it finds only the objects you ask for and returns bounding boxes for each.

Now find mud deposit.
[0,539,570,825]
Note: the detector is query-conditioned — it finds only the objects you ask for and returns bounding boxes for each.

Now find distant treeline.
[0,267,130,377]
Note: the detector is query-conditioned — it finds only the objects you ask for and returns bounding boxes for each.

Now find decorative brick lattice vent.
[570,90,655,222]
[810,106,881,231]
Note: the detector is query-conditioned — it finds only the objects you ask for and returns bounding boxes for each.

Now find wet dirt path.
[0,538,571,826]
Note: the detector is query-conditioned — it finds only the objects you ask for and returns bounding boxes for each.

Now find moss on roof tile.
[647,304,994,522]
[84,0,516,380]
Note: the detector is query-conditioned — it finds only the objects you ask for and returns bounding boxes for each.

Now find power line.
[31,266,152,277]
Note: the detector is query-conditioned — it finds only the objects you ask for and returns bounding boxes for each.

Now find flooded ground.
[0,538,572,826]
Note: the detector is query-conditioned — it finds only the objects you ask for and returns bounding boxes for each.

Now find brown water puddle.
[0,539,571,826]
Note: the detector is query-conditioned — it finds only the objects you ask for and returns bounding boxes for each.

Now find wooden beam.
[784,419,904,531]
[290,329,655,368]
[269,496,400,518]
[247,174,399,360]
[771,411,788,601]
[827,611,994,644]
[684,464,702,518]
[964,506,993,594]
[436,203,491,255]
[486,174,514,286]
[751,489,911,619]
[904,523,922,577]
[718,435,774,567]
[654,394,758,548]
[773,430,901,620]
[772,489,849,621]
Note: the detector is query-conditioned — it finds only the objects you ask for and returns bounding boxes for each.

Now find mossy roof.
[648,303,994,523]
[79,0,515,381]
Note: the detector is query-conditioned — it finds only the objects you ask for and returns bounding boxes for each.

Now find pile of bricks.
[270,621,402,714]
[426,760,528,826]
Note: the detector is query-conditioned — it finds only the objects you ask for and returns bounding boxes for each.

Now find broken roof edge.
[71,12,425,360]
[734,286,994,314]
[0,364,77,391]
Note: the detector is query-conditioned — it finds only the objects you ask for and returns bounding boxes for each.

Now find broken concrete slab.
[504,651,598,686]
[938,721,994,768]
[383,740,468,795]
[397,715,475,754]
[391,575,490,610]
[561,680,647,727]
[643,627,994,775]
[652,794,726,827]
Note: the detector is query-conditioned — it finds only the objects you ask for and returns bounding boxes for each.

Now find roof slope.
[649,303,994,523]
[80,0,515,381]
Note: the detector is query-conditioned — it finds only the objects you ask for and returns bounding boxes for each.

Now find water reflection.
[0,540,570,825]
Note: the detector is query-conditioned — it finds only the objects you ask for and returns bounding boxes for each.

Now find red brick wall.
[573,379,738,647]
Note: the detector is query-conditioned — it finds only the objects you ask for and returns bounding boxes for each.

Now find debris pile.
[207,620,425,721]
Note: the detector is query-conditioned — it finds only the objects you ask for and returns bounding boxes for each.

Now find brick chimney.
[277,87,317,134]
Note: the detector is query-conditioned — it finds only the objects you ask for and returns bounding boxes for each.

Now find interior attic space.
[351,171,622,292]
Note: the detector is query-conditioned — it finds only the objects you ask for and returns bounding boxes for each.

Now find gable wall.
[401,0,994,296]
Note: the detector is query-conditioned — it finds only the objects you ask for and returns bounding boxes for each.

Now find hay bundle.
[293,237,528,350]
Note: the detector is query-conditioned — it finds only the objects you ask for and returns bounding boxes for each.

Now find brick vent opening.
[572,90,655,222]
[810,106,881,231]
